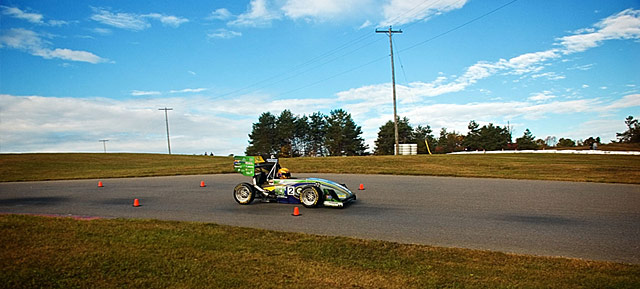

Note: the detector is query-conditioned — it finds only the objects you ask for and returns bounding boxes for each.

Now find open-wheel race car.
[232,156,356,208]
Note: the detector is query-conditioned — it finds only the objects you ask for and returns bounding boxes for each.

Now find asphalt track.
[1,174,639,264]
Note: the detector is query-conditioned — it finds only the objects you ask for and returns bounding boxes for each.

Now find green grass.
[0,153,233,182]
[2,214,638,289]
[282,154,640,184]
[2,153,639,183]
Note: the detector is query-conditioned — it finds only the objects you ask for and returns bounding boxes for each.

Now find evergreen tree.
[307,112,327,156]
[435,128,464,153]
[557,138,576,147]
[616,115,640,143]
[293,115,310,157]
[463,120,481,150]
[463,121,511,151]
[275,110,296,157]
[325,109,368,156]
[515,129,538,150]
[373,117,413,155]
[413,124,436,154]
[245,112,277,156]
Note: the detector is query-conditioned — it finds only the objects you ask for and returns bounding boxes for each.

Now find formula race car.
[232,156,356,208]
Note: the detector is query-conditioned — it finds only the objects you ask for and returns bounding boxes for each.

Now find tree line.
[245,109,367,157]
[374,115,640,154]
[246,110,640,156]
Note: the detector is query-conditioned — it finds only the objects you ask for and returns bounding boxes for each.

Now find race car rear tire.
[300,186,323,208]
[233,183,255,205]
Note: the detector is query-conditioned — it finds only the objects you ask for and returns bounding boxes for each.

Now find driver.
[277,168,291,179]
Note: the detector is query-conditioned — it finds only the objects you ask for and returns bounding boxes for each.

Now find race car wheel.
[300,186,323,208]
[233,183,255,205]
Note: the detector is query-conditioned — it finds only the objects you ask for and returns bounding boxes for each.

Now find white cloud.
[528,91,557,102]
[92,27,112,35]
[603,94,640,110]
[1,5,43,24]
[131,90,161,96]
[336,87,635,147]
[557,8,640,54]
[91,7,150,31]
[169,88,207,94]
[560,119,625,142]
[282,0,373,21]
[531,72,565,80]
[207,29,242,39]
[1,5,68,26]
[0,94,251,154]
[208,8,232,20]
[570,63,594,71]
[44,48,106,63]
[357,9,640,98]
[2,91,638,154]
[144,13,189,27]
[0,28,107,64]
[218,0,470,28]
[90,7,188,30]
[381,0,469,26]
[359,20,373,30]
[228,0,281,27]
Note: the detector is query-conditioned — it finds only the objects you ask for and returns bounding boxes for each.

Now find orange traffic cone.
[359,184,364,190]
[292,207,300,216]
[200,181,206,187]
[98,181,103,187]
[133,199,140,207]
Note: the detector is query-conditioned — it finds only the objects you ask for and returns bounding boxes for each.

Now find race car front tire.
[300,186,323,208]
[233,183,255,205]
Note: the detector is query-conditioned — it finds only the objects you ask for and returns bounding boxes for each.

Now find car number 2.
[286,186,295,196]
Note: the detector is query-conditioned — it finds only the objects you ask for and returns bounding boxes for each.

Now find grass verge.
[281,154,640,184]
[0,153,232,182]
[1,153,639,184]
[1,214,638,289]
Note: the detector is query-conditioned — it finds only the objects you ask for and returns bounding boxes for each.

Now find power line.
[211,0,518,102]
[213,33,380,99]
[211,0,455,100]
[399,0,519,53]
[277,0,519,99]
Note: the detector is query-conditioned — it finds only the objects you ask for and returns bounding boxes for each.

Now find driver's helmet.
[277,168,291,179]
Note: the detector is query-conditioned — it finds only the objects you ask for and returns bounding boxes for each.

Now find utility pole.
[159,107,173,154]
[99,139,109,153]
[377,26,402,155]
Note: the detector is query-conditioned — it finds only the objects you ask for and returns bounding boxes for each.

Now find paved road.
[1,174,639,264]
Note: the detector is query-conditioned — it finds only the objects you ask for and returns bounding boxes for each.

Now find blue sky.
[1,0,639,155]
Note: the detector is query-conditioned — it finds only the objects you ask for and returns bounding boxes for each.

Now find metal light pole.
[159,107,173,154]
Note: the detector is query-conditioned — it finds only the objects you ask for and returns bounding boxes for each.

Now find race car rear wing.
[233,156,279,178]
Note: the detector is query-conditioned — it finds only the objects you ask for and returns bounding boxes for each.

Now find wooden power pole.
[376,26,402,155]
[99,139,109,153]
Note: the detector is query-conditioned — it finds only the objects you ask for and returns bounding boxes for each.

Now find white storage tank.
[395,144,418,155]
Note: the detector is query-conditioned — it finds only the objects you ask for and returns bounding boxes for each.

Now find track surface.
[1,174,639,264]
